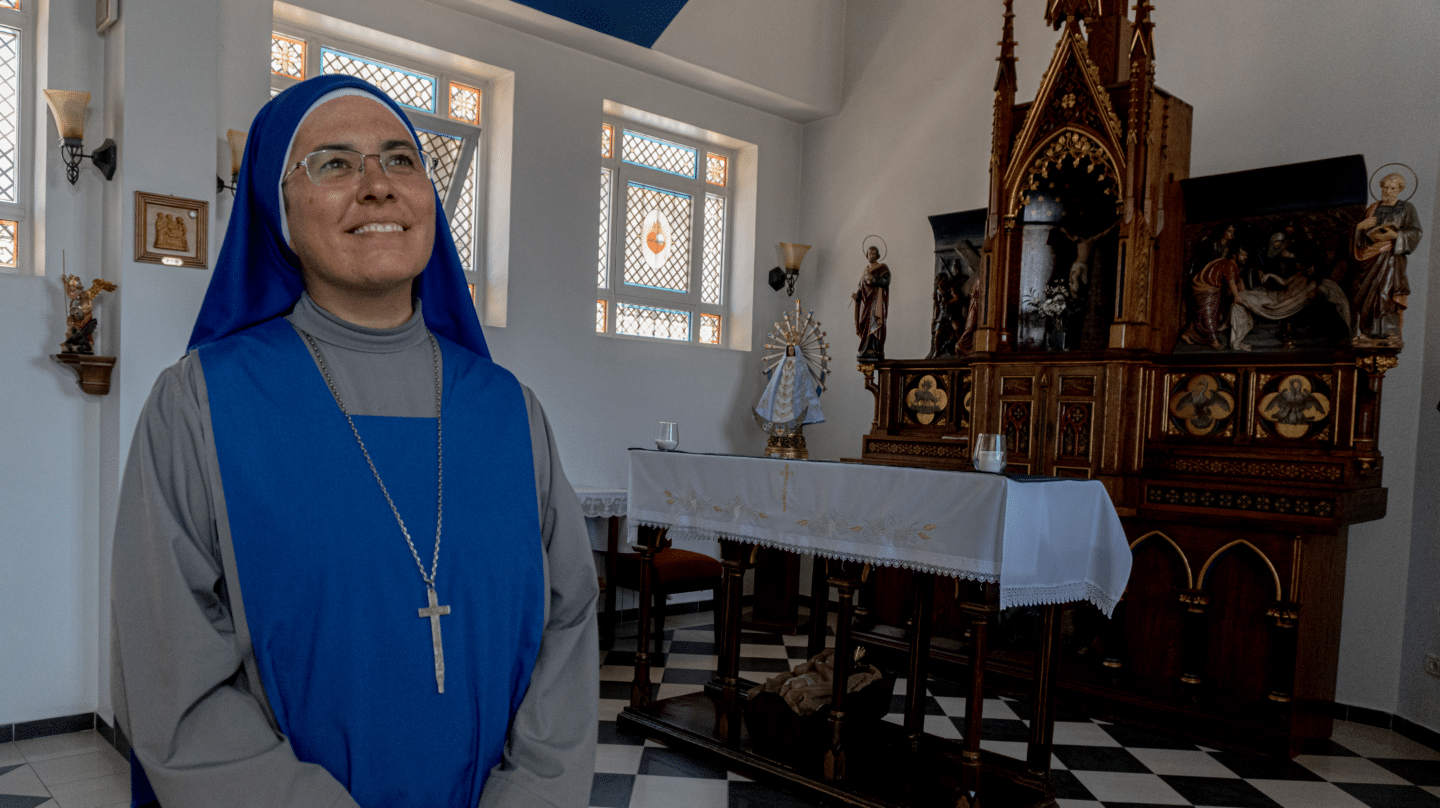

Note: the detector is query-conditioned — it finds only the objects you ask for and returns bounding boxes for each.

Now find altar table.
[619,450,1131,808]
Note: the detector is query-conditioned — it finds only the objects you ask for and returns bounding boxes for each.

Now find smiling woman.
[111,75,598,808]
[282,94,438,328]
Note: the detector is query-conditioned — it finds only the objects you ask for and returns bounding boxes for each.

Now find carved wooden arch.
[1002,13,1126,192]
[1197,540,1283,601]
[1004,126,1124,221]
[1129,530,1193,589]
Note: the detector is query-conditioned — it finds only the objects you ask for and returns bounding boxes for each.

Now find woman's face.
[282,95,436,306]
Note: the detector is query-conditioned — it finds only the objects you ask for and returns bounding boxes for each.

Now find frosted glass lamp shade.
[226,129,247,177]
[780,242,811,271]
[44,90,90,140]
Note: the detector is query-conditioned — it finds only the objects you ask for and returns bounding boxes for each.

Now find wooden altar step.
[617,691,1056,808]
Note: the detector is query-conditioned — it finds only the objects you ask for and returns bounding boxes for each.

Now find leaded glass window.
[0,24,18,205]
[449,82,480,125]
[271,32,305,79]
[0,218,15,267]
[621,131,695,178]
[321,46,436,114]
[416,128,463,200]
[701,195,725,305]
[597,168,612,288]
[0,2,17,10]
[598,116,732,346]
[705,153,727,186]
[451,157,479,270]
[698,314,721,345]
[615,302,690,341]
[623,182,691,292]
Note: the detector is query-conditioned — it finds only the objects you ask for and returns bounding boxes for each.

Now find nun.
[110,75,598,808]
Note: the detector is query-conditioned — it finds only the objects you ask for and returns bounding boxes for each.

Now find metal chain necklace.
[300,328,450,694]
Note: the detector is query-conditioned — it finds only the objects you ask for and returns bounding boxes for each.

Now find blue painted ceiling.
[509,0,691,48]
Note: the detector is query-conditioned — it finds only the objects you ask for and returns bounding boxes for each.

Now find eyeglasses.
[283,147,431,186]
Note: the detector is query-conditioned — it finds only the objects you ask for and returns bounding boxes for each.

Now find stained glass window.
[621,131,696,178]
[321,47,436,114]
[451,155,479,270]
[0,2,18,9]
[601,123,614,159]
[615,302,690,341]
[0,25,18,205]
[597,168,612,288]
[698,314,721,345]
[623,182,691,292]
[468,283,476,302]
[702,195,725,305]
[416,128,463,201]
[595,300,607,333]
[449,82,481,125]
[271,32,305,79]
[705,153,727,186]
[0,218,15,267]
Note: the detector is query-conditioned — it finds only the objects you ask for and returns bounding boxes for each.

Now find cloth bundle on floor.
[749,648,881,715]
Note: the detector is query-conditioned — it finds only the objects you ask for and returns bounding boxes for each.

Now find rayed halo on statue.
[1368,162,1417,202]
[763,301,831,392]
[861,234,887,261]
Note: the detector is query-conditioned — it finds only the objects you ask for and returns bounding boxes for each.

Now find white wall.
[801,0,1440,723]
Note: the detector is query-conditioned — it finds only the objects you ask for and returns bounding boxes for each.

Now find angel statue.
[61,274,118,355]
[755,300,830,459]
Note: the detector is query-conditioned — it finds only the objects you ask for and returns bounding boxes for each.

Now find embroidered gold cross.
[779,463,794,512]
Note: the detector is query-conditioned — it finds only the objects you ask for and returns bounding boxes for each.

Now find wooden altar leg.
[905,572,935,748]
[824,562,860,782]
[1025,604,1062,780]
[629,527,662,709]
[958,603,989,807]
[716,540,751,745]
[806,555,829,660]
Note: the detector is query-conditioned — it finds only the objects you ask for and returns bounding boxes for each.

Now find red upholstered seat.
[602,528,722,654]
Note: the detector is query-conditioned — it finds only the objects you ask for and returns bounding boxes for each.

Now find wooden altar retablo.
[853,0,1398,758]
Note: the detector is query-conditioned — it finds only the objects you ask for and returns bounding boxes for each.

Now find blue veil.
[188,75,489,357]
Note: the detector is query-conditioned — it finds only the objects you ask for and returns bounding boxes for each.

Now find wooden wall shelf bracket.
[52,353,116,395]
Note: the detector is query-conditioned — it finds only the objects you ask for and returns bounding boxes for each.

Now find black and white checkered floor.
[596,610,1440,808]
[3,607,1437,808]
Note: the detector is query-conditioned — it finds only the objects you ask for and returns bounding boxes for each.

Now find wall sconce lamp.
[767,242,811,296]
[216,129,246,194]
[43,90,117,185]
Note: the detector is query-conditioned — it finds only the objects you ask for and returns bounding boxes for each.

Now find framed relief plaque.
[135,192,208,268]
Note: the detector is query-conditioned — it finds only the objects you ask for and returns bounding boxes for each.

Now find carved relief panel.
[1255,373,1333,442]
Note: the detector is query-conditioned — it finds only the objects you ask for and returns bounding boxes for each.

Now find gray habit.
[111,293,599,808]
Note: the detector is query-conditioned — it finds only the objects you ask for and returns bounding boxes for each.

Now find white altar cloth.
[627,450,1131,616]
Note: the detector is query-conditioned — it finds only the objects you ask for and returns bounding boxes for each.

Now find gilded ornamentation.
[904,374,949,425]
[1002,401,1032,455]
[1019,131,1120,213]
[865,440,968,460]
[1256,374,1332,440]
[1145,486,1335,519]
[1058,402,1091,458]
[1355,355,1399,376]
[1167,373,1236,437]
[1151,457,1343,483]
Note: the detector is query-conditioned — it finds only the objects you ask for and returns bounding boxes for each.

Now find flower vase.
[1045,316,1068,351]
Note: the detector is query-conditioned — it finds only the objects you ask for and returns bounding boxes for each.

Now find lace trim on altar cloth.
[577,493,627,519]
[999,580,1120,618]
[635,519,1002,586]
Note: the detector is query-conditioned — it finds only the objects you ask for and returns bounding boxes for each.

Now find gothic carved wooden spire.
[1044,0,1109,29]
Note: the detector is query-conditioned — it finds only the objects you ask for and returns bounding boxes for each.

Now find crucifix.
[778,463,794,512]
[418,586,451,693]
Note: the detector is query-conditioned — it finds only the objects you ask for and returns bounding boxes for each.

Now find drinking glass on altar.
[973,433,1007,473]
[656,422,679,451]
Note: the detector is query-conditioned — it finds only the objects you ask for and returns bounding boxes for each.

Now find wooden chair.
[602,522,722,655]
